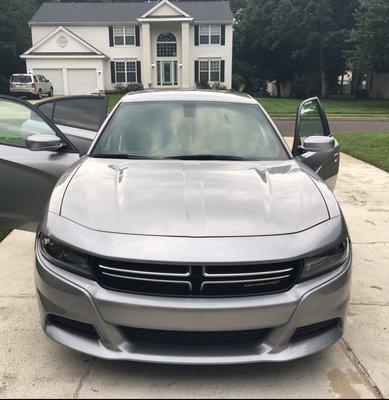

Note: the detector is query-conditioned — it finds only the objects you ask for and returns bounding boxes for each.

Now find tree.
[0,0,36,93]
[235,0,299,97]
[349,0,389,74]
[296,0,358,98]
[228,0,246,15]
[234,0,357,98]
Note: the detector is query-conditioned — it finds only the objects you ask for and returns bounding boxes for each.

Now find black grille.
[93,258,302,298]
[291,319,341,342]
[121,327,271,347]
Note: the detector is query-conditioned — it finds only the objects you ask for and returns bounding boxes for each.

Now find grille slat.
[101,271,192,289]
[93,259,302,298]
[203,266,293,278]
[201,275,291,291]
[99,264,191,277]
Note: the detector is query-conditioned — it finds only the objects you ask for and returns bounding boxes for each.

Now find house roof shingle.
[30,1,234,25]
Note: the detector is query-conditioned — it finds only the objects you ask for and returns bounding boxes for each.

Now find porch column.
[62,68,69,96]
[141,23,152,88]
[181,22,190,89]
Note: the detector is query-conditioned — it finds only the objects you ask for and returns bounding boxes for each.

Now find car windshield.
[92,101,289,160]
[11,75,32,83]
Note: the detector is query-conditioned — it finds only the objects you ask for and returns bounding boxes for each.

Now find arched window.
[157,32,177,57]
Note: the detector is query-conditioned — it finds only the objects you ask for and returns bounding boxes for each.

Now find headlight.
[39,235,93,278]
[300,239,350,281]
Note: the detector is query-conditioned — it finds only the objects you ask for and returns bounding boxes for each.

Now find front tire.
[48,88,53,97]
[36,89,43,100]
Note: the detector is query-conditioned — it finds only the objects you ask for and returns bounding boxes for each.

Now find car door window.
[37,102,55,120]
[37,97,108,132]
[298,100,325,140]
[293,97,330,155]
[292,97,339,190]
[0,98,57,147]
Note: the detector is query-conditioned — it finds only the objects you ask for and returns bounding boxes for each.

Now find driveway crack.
[73,359,95,399]
[340,339,384,399]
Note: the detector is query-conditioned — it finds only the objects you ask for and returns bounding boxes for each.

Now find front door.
[157,61,178,87]
[162,61,173,85]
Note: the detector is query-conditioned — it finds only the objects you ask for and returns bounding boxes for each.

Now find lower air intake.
[291,319,341,342]
[121,327,271,347]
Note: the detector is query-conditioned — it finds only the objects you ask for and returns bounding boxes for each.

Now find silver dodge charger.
[0,91,351,364]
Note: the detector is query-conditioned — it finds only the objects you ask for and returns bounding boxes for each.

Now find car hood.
[60,158,329,237]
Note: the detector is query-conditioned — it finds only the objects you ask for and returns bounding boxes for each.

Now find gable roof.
[141,0,191,18]
[21,26,107,58]
[29,1,234,25]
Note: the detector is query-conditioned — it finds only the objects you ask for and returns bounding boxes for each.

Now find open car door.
[0,95,80,230]
[35,95,109,155]
[292,97,340,191]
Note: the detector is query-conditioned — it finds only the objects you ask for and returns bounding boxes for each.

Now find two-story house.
[21,0,234,96]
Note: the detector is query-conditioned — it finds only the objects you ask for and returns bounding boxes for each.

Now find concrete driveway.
[0,155,388,399]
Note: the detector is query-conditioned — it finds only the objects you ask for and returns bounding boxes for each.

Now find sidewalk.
[0,154,387,398]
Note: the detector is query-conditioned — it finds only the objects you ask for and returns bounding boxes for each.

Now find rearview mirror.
[303,136,335,153]
[26,134,64,152]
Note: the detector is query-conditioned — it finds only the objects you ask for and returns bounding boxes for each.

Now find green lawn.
[108,93,125,113]
[257,98,389,118]
[334,132,389,172]
[107,94,389,118]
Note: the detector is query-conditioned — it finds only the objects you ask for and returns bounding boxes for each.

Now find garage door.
[67,69,97,95]
[34,69,64,95]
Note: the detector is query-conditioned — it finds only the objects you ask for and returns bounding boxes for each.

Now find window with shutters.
[199,61,210,83]
[114,26,135,46]
[115,61,137,83]
[199,25,221,45]
[199,60,221,83]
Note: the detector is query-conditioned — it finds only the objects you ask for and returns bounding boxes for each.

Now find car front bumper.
[35,243,352,365]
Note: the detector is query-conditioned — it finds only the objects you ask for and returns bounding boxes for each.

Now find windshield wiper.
[93,154,256,161]
[164,154,252,161]
[93,154,158,160]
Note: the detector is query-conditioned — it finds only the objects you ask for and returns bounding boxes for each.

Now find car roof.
[120,90,258,105]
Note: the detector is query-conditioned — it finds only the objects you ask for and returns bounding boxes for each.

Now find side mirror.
[26,134,64,152]
[302,136,335,153]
